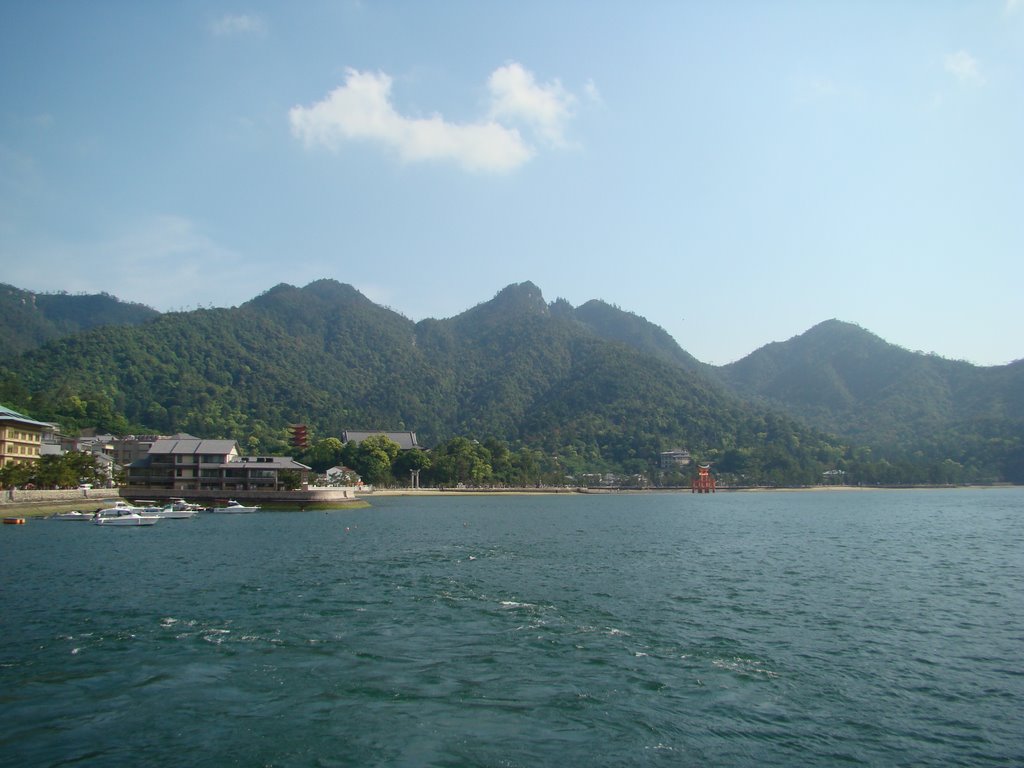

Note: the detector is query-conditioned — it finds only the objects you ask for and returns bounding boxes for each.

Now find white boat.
[211,500,261,513]
[96,500,147,516]
[94,511,159,526]
[169,498,206,512]
[152,505,199,519]
[51,510,93,521]
[93,499,161,525]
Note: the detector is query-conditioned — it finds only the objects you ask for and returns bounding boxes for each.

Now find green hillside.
[1,283,1020,484]
[717,320,1024,481]
[1,280,852,485]
[0,283,159,360]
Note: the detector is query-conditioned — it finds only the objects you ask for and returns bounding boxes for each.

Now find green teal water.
[2,489,1022,766]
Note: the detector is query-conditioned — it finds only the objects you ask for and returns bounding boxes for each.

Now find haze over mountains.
[2,280,1021,483]
[0,285,158,360]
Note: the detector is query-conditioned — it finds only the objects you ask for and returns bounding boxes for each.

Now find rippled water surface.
[2,488,1023,766]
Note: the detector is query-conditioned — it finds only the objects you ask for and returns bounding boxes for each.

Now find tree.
[393,448,432,485]
[428,437,493,486]
[0,451,106,490]
[0,461,33,489]
[347,435,401,486]
[278,469,302,490]
[510,447,542,486]
[306,437,345,473]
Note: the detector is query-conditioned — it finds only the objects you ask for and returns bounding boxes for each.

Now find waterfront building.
[0,405,52,468]
[126,436,309,493]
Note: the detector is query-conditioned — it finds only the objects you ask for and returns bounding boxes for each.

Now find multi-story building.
[659,449,692,470]
[65,432,168,476]
[0,405,51,468]
[110,435,162,469]
[126,435,309,492]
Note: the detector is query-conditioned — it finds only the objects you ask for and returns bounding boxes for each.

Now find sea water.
[1,488,1022,767]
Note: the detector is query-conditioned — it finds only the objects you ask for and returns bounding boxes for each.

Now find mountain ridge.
[1,279,1021,483]
[0,283,159,361]
[718,319,1024,480]
[3,278,1017,371]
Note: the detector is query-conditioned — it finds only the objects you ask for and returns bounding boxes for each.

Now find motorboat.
[211,500,261,513]
[169,498,206,512]
[152,505,199,519]
[94,511,159,526]
[51,510,94,521]
[93,499,160,525]
[96,500,148,516]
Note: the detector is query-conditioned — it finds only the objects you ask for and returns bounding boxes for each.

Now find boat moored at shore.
[94,511,159,526]
[211,500,261,513]
[97,499,152,516]
[152,505,199,519]
[51,510,94,521]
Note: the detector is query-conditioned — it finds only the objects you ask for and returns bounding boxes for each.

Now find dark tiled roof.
[235,456,311,470]
[148,438,239,455]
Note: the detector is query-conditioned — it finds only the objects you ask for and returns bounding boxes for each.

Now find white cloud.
[1007,0,1021,14]
[944,50,985,85]
[289,69,531,172]
[487,62,576,147]
[583,79,604,106]
[290,63,585,172]
[210,13,266,37]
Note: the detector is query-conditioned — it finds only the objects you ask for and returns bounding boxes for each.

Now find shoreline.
[2,483,1014,517]
[354,483,1007,498]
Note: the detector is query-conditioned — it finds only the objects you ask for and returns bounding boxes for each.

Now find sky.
[2,2,1022,366]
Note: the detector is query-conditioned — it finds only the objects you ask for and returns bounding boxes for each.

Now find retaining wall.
[1,487,121,505]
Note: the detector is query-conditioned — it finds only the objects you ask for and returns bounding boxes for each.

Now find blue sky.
[2,2,1022,366]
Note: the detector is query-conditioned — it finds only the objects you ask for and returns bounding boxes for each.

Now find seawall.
[1,487,114,506]
[2,486,361,510]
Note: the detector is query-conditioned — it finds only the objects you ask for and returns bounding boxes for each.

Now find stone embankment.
[1,487,114,506]
[116,487,359,506]
[1,486,361,515]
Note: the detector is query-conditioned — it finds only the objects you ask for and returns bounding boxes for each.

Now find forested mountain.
[1,280,1021,484]
[564,298,709,375]
[0,280,849,484]
[0,283,158,360]
[717,320,1024,481]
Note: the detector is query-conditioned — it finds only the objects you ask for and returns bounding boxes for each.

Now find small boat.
[152,505,199,519]
[211,500,261,513]
[93,511,159,526]
[96,500,147,516]
[93,500,160,526]
[51,510,93,521]
[169,498,206,512]
[3,517,26,525]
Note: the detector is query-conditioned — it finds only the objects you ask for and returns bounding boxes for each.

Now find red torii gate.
[691,464,716,493]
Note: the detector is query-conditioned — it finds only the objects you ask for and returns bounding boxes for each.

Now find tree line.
[298,431,987,489]
[0,451,114,491]
[301,435,559,488]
